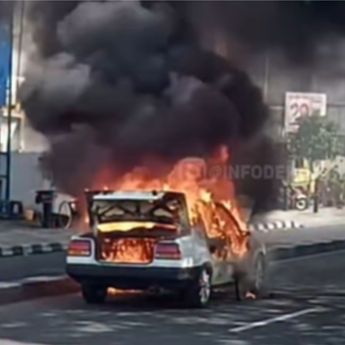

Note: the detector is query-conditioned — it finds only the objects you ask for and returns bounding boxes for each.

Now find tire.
[295,197,308,211]
[252,255,266,295]
[81,284,107,304]
[235,254,267,301]
[57,201,74,229]
[183,267,212,308]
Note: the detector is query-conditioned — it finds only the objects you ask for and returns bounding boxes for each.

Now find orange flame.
[86,145,250,260]
[98,222,176,232]
[100,238,157,264]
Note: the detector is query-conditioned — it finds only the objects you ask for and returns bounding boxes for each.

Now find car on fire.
[66,190,267,308]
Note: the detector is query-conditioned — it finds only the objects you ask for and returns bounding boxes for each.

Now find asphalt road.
[0,249,344,345]
[0,252,66,281]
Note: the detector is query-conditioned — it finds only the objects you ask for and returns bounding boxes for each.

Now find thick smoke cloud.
[25,0,80,57]
[175,1,345,63]
[22,1,279,212]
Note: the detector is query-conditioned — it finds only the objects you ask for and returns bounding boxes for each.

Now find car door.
[193,201,234,286]
[209,204,243,285]
[207,236,231,285]
[194,218,232,286]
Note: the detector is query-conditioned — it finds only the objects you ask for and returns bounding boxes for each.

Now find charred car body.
[66,190,267,307]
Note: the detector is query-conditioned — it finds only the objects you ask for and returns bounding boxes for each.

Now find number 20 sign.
[285,92,327,133]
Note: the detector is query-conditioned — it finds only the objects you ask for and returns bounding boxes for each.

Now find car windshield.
[91,197,186,226]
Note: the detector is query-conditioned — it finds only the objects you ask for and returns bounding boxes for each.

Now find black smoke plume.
[175,1,345,64]
[21,1,283,212]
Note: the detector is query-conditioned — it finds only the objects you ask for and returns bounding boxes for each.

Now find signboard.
[285,92,327,133]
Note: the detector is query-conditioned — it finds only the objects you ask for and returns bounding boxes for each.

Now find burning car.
[66,189,267,307]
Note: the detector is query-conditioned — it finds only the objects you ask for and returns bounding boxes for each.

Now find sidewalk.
[253,207,345,228]
[0,221,72,256]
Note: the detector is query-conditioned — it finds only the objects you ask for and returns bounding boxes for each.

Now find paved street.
[0,252,65,281]
[0,250,344,345]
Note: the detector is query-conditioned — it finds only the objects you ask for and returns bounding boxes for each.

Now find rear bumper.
[66,264,201,290]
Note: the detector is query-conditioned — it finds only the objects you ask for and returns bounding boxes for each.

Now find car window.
[91,197,187,226]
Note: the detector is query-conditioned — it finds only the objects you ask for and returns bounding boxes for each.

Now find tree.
[289,115,341,175]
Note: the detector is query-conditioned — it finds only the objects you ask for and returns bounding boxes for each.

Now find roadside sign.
[285,92,327,133]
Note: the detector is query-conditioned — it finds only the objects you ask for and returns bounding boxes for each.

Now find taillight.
[155,243,181,260]
[68,240,92,257]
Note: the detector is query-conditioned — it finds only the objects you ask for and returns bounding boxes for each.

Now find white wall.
[4,152,51,210]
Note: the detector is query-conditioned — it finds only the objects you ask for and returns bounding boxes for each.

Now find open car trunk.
[89,192,189,264]
[96,224,178,264]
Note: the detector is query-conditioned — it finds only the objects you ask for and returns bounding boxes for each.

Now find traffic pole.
[5,3,14,216]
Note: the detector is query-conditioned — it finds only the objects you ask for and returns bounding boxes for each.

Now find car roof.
[92,190,185,201]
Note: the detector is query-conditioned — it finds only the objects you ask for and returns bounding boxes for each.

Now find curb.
[249,220,303,232]
[0,242,68,258]
[270,240,345,260]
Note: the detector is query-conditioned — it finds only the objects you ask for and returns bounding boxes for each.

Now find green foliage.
[289,116,341,169]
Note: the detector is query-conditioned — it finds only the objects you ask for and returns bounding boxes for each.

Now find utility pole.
[5,3,14,215]
[16,0,25,95]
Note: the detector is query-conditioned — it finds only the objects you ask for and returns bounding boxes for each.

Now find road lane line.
[22,275,66,284]
[0,282,22,289]
[0,275,67,289]
[0,339,48,345]
[229,307,323,333]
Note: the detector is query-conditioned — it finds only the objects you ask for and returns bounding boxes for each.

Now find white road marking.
[229,307,323,333]
[22,275,66,284]
[0,282,22,289]
[0,275,67,290]
[1,249,15,257]
[0,339,49,345]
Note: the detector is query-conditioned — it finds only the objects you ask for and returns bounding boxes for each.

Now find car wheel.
[185,267,212,308]
[295,197,308,211]
[235,255,266,301]
[81,284,107,304]
[253,255,266,293]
